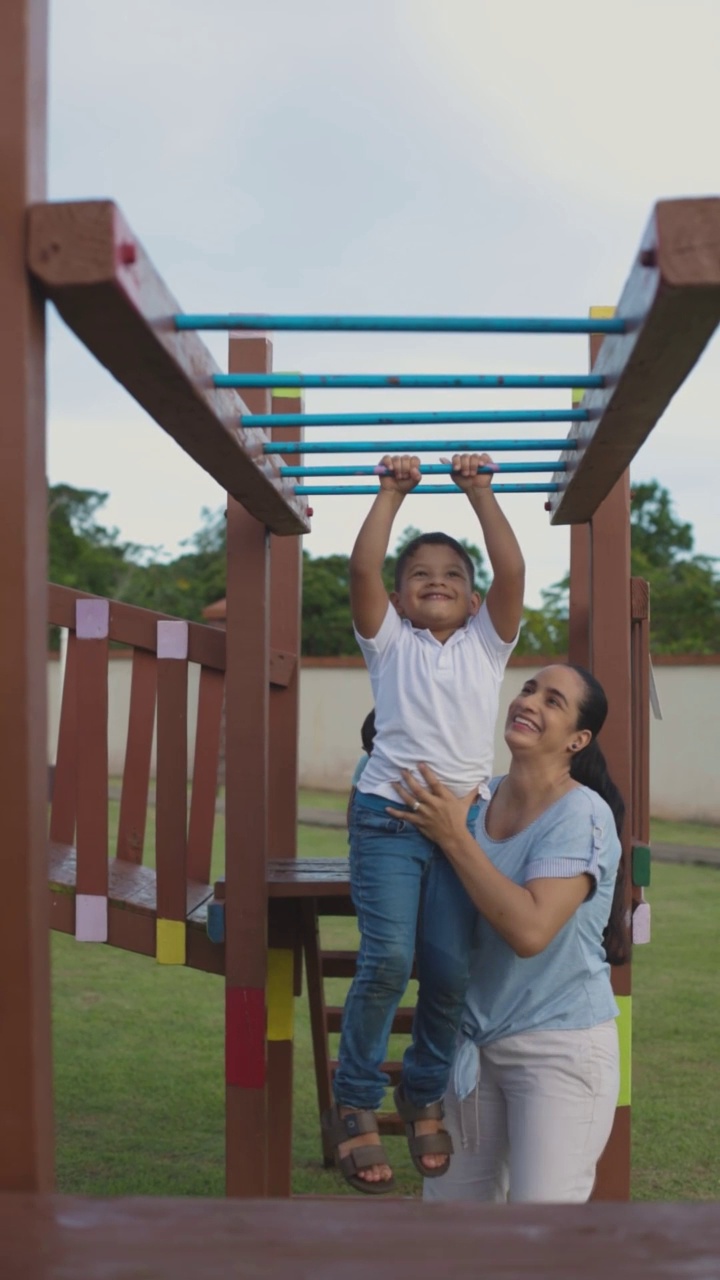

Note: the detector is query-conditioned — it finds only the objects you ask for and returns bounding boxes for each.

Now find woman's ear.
[568,729,592,754]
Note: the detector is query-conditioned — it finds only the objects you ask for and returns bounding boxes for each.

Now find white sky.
[47,0,720,606]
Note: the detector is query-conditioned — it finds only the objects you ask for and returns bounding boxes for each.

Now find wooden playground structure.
[3,0,720,1273]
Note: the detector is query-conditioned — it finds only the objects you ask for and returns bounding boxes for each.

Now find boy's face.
[391,545,481,640]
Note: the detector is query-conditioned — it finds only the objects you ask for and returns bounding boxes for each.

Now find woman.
[389,662,628,1203]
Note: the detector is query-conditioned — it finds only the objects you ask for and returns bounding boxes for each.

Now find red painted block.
[226,987,266,1088]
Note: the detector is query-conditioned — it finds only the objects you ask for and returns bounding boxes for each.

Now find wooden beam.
[0,0,54,1193]
[550,198,720,523]
[224,337,272,1197]
[26,200,310,536]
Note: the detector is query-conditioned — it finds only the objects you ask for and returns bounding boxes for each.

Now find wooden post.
[264,386,304,1196]
[568,396,591,668]
[0,0,54,1192]
[585,311,633,1201]
[74,599,110,943]
[224,335,272,1196]
[155,621,189,966]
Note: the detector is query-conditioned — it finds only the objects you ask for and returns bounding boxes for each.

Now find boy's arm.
[446,452,525,642]
[350,454,421,638]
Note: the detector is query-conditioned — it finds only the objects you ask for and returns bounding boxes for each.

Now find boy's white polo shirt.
[355,601,517,802]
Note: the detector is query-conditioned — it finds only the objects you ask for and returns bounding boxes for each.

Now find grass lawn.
[52,814,719,1200]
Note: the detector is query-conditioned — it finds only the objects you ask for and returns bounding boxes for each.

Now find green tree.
[515,480,720,656]
[300,526,491,656]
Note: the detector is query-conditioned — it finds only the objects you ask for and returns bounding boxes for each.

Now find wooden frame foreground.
[551,197,720,523]
[26,200,309,536]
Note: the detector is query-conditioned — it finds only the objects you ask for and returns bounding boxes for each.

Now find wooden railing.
[48,584,225,962]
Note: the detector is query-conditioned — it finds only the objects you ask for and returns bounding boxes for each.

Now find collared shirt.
[354,601,517,801]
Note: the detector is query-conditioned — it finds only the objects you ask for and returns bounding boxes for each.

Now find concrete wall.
[48,655,720,823]
[297,657,720,824]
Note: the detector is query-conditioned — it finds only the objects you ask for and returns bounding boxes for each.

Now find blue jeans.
[333,791,479,1111]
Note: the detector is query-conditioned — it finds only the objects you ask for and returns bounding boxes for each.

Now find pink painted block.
[75,894,108,943]
[76,598,110,640]
[633,900,651,945]
[157,620,189,660]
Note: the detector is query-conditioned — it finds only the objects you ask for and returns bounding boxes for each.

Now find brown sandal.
[321,1106,396,1195]
[393,1086,453,1178]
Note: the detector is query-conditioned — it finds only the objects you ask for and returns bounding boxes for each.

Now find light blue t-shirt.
[459,779,621,1052]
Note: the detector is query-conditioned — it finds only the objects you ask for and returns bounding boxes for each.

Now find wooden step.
[321,950,417,980]
[377,1112,404,1136]
[321,950,357,979]
[325,1006,415,1034]
[329,1059,404,1086]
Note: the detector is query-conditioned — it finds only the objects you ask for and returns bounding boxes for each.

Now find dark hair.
[565,663,630,967]
[361,709,376,756]
[394,533,476,591]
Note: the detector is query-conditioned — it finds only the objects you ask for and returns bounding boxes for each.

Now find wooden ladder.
[301,899,415,1162]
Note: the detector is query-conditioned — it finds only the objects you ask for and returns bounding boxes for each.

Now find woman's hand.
[387,764,478,853]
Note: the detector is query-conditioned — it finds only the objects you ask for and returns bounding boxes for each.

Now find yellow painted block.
[589,305,617,319]
[572,387,584,407]
[267,948,294,1041]
[616,995,632,1107]
[272,378,303,400]
[156,918,186,965]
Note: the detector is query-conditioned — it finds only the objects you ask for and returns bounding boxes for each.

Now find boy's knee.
[360,948,413,997]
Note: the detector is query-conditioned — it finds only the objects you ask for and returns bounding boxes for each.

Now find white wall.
[48,656,720,822]
[296,659,720,824]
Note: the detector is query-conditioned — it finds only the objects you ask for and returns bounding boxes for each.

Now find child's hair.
[394,533,476,591]
[360,709,376,756]
[564,663,630,967]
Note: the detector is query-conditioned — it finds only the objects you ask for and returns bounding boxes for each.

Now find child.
[323,451,525,1194]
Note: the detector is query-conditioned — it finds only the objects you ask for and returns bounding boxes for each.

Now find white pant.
[424,1020,620,1204]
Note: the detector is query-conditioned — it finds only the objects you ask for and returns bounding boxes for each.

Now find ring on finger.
[412,800,421,812]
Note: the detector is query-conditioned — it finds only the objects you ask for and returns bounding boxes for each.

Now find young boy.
[324,451,525,1194]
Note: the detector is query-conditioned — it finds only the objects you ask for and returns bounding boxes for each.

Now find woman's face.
[505,665,590,758]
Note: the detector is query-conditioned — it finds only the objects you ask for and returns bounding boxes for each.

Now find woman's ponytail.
[566,666,631,967]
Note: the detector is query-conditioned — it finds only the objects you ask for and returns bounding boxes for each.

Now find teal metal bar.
[281,461,566,477]
[247,409,586,428]
[176,313,626,335]
[293,483,560,495]
[214,372,604,390]
[263,438,576,455]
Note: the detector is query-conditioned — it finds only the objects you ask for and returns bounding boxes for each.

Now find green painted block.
[632,843,652,887]
[616,996,632,1107]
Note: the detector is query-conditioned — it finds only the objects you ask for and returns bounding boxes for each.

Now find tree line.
[48,480,720,655]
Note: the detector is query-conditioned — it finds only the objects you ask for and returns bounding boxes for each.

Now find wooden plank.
[0,0,54,1194]
[3,1195,720,1278]
[116,648,157,864]
[326,1006,415,1035]
[264,378,304,1197]
[267,903,299,1197]
[187,665,224,884]
[49,584,226,669]
[224,336,272,1197]
[568,523,591,667]
[49,630,78,845]
[49,843,211,919]
[74,599,109,941]
[301,901,334,1166]
[155,622,189,963]
[631,579,651,847]
[26,200,309,536]
[585,321,633,1202]
[550,198,720,523]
